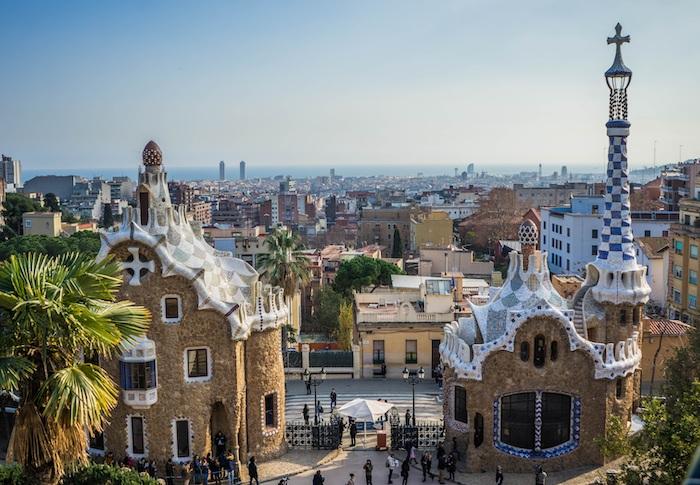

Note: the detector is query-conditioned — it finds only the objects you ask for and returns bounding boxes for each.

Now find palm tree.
[0,253,150,483]
[257,227,311,299]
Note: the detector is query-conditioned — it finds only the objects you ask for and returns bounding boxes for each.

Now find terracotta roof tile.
[644,318,693,336]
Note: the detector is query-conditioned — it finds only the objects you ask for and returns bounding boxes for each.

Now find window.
[89,431,105,451]
[120,361,157,390]
[186,348,210,381]
[543,236,547,245]
[533,335,546,367]
[24,219,32,228]
[454,386,467,424]
[264,393,276,428]
[619,309,627,325]
[673,289,681,304]
[566,260,570,271]
[673,265,683,279]
[498,392,574,453]
[162,295,182,323]
[474,413,484,448]
[592,229,598,239]
[675,240,683,255]
[690,270,698,285]
[130,416,145,455]
[592,245,598,255]
[690,295,697,310]
[373,340,385,364]
[520,342,529,362]
[566,228,570,237]
[405,340,417,364]
[566,243,570,253]
[175,420,190,458]
[550,341,558,361]
[644,230,651,237]
[615,378,623,399]
[592,205,599,214]
[543,222,546,230]
[692,245,699,259]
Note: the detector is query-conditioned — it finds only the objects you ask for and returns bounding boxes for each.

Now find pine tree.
[391,227,403,258]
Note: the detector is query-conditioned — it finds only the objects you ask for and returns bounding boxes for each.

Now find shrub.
[0,464,30,485]
[61,464,159,485]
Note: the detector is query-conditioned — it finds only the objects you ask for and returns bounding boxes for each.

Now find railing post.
[301,343,310,371]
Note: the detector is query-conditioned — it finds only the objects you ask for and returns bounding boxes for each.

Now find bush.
[61,464,159,485]
[0,464,29,485]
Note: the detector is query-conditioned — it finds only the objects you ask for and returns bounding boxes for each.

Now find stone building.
[439,25,650,472]
[93,141,288,466]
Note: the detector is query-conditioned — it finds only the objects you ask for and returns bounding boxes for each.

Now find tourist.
[303,403,310,425]
[346,472,355,485]
[147,460,157,478]
[409,443,417,464]
[312,470,325,485]
[400,459,410,485]
[350,420,358,446]
[225,450,237,485]
[535,465,547,485]
[421,451,433,481]
[248,456,259,485]
[447,453,456,480]
[436,444,446,484]
[451,437,460,461]
[215,431,227,457]
[165,458,176,485]
[363,459,374,485]
[495,466,504,485]
[386,453,399,484]
[193,456,202,484]
[183,461,194,485]
[211,457,222,484]
[201,456,210,485]
[405,409,411,426]
[330,388,337,410]
[306,378,312,395]
[316,400,324,419]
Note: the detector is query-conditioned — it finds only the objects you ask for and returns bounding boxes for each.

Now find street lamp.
[303,367,326,425]
[402,366,425,426]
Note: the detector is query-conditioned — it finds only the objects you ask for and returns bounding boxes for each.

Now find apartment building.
[668,198,700,325]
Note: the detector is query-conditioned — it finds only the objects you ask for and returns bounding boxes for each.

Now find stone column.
[301,343,310,370]
[352,343,361,379]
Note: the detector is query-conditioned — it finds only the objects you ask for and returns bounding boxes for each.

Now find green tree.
[61,211,78,224]
[0,233,101,261]
[594,414,630,460]
[62,463,158,485]
[337,301,354,350]
[0,253,150,483]
[333,256,404,298]
[101,204,114,228]
[312,287,343,337]
[1,193,45,238]
[257,228,311,305]
[43,193,60,213]
[391,227,403,258]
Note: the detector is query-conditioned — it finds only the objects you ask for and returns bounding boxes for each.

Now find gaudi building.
[440,24,650,472]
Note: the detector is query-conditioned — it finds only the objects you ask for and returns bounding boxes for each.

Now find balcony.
[122,388,158,409]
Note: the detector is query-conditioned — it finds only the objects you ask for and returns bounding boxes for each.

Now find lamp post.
[402,366,425,427]
[303,367,326,425]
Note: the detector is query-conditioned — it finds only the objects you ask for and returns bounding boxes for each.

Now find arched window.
[616,378,623,399]
[619,309,627,326]
[500,392,536,449]
[534,335,546,367]
[454,386,467,423]
[520,342,529,362]
[474,413,484,448]
[550,341,558,361]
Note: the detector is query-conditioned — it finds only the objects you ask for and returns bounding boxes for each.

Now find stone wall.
[444,315,635,473]
[244,327,287,461]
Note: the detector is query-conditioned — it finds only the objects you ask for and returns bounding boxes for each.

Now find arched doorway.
[210,402,231,459]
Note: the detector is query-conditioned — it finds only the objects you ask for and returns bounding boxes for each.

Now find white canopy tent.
[337,398,395,444]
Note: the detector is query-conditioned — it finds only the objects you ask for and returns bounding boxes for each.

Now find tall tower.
[239,160,246,180]
[586,24,649,339]
[219,160,225,181]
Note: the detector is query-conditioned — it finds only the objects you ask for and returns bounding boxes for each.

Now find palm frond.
[0,355,36,392]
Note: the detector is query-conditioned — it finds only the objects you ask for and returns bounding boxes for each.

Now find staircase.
[573,298,586,337]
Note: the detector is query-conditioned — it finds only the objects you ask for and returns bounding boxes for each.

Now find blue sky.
[1,1,698,173]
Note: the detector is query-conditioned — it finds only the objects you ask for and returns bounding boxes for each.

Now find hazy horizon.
[2,1,699,171]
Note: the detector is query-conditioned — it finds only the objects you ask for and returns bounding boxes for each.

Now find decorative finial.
[518,219,538,247]
[142,140,163,166]
[605,23,632,120]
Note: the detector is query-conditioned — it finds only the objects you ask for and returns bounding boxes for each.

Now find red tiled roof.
[644,318,693,336]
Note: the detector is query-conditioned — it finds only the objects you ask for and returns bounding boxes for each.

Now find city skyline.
[1,1,699,171]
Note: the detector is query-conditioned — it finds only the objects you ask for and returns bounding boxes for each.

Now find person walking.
[306,377,312,395]
[436,446,446,484]
[405,409,411,426]
[330,388,337,410]
[350,420,358,447]
[409,444,417,464]
[303,404,310,425]
[400,459,410,485]
[363,459,374,485]
[248,456,259,485]
[421,451,433,482]
[447,453,456,481]
[495,466,504,485]
[225,451,236,485]
[535,465,547,485]
[346,473,355,485]
[312,470,325,485]
[316,400,324,420]
[386,453,399,484]
[165,458,176,485]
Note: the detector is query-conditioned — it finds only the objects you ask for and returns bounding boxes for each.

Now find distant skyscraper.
[330,168,335,180]
[538,163,543,180]
[219,160,225,181]
[561,165,568,179]
[1,155,22,187]
[467,163,475,175]
[239,160,246,180]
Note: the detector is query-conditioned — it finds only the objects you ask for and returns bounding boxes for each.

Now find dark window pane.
[616,378,623,399]
[265,394,275,427]
[454,386,467,423]
[176,420,189,457]
[120,361,156,390]
[165,297,180,320]
[474,413,484,448]
[89,431,104,450]
[540,393,571,449]
[520,342,529,362]
[131,417,144,454]
[500,392,535,449]
[405,340,417,364]
[534,335,546,367]
[188,349,208,378]
[550,341,558,361]
[373,340,385,364]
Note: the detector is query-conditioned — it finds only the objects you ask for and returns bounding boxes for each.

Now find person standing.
[495,466,504,485]
[215,431,227,458]
[421,451,433,482]
[183,462,194,485]
[436,444,446,484]
[330,388,337,410]
[535,465,547,485]
[165,458,176,485]
[306,377,312,395]
[248,456,259,485]
[201,457,210,485]
[447,453,456,481]
[316,400,324,420]
[405,409,411,426]
[303,404,310,425]
[313,470,325,485]
[400,459,410,485]
[346,473,355,485]
[363,459,374,485]
[350,420,358,447]
[386,453,399,484]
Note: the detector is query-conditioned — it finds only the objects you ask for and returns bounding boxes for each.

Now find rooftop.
[644,318,693,337]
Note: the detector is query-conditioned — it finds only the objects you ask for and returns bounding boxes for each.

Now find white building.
[540,195,677,275]
[1,155,22,188]
[634,237,670,314]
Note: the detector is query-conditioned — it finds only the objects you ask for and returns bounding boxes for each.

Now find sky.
[1,0,699,175]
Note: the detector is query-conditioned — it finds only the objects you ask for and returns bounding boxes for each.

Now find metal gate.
[390,421,444,450]
[285,420,341,450]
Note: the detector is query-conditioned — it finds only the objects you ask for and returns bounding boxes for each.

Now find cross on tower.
[607,23,630,51]
[121,246,155,286]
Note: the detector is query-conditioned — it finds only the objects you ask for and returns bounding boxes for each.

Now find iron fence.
[390,420,444,450]
[285,420,341,450]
